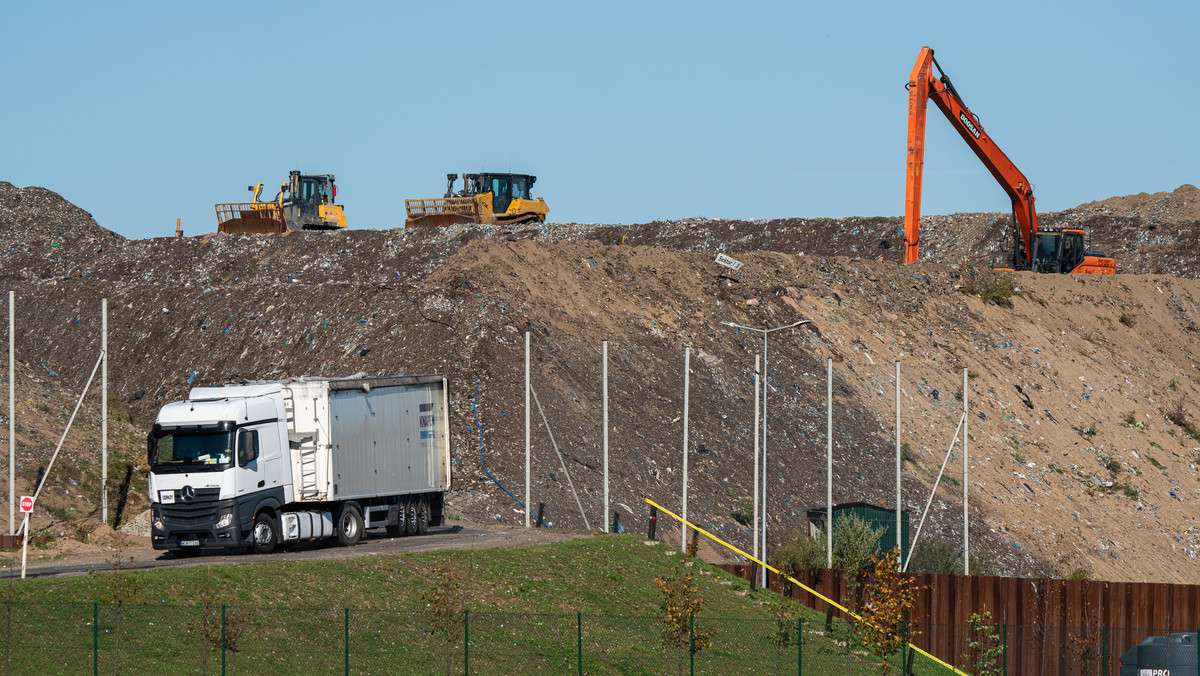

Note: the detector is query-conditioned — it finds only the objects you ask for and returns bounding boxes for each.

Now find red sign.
[19,496,33,513]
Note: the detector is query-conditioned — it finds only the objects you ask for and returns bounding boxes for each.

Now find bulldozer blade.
[218,215,288,234]
[405,213,478,229]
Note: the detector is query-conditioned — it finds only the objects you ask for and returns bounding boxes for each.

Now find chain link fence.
[0,601,1196,674]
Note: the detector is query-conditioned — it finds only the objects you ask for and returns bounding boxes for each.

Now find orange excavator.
[904,47,1114,274]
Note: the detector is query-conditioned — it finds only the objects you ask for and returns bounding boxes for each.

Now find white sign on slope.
[714,253,743,271]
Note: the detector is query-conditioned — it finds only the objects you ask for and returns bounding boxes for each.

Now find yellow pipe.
[643,498,969,676]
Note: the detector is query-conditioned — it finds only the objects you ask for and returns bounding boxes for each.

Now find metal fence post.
[1001,622,1007,676]
[344,607,350,676]
[797,616,802,676]
[221,604,226,676]
[689,614,695,676]
[1102,624,1107,674]
[93,601,98,676]
[577,611,582,676]
[463,609,469,675]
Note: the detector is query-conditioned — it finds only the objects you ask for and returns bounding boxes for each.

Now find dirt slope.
[2,181,1199,582]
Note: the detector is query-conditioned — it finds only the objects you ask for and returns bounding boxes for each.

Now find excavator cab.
[1031,229,1086,274]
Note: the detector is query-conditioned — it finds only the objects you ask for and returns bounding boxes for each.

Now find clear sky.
[5,1,1196,239]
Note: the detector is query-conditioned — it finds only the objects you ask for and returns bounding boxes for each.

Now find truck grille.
[161,488,221,527]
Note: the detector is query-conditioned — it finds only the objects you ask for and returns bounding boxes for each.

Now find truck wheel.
[415,496,430,535]
[405,498,419,536]
[337,505,363,547]
[251,513,279,555]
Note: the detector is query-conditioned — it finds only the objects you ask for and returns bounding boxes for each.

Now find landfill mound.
[2,182,1200,583]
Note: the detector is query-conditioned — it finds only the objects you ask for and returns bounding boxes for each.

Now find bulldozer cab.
[291,172,336,215]
[1032,229,1085,274]
[464,173,536,214]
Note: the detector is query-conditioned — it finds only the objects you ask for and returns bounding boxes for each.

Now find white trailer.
[148,375,451,555]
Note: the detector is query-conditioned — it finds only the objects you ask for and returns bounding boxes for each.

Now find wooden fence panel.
[716,563,1200,674]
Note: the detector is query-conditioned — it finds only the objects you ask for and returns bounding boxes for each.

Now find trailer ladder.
[284,393,323,500]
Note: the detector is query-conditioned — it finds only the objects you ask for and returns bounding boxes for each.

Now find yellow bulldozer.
[215,171,347,234]
[405,173,548,228]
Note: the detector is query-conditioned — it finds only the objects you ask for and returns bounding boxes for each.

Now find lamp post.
[722,318,810,587]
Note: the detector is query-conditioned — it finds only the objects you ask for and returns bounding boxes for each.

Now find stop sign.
[19,496,33,513]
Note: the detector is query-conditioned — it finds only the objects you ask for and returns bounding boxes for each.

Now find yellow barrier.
[643,498,969,675]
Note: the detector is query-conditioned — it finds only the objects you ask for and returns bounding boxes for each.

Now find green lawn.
[0,535,961,674]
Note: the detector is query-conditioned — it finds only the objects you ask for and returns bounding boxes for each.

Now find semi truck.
[148,374,451,556]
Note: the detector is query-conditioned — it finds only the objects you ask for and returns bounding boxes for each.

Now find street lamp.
[721,318,810,587]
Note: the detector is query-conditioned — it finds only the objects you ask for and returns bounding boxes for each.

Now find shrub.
[907,538,959,575]
[772,530,826,573]
[1066,566,1093,581]
[772,513,884,573]
[1162,396,1197,436]
[900,442,917,463]
[730,500,753,527]
[1119,314,1136,328]
[961,272,1017,307]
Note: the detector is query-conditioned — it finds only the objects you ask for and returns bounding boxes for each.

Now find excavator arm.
[904,46,1037,266]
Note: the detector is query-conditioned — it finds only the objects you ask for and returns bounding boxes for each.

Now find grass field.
[0,535,962,674]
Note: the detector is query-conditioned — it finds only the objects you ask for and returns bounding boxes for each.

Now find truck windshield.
[149,428,234,471]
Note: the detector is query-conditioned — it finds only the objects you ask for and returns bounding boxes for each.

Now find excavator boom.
[905,46,1037,265]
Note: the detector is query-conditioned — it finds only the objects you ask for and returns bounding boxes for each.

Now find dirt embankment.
[2,181,1200,583]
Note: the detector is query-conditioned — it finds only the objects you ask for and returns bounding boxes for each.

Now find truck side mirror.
[238,430,259,467]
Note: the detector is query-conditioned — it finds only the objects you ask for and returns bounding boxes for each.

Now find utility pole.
[720,318,809,585]
[602,340,609,533]
[525,331,530,530]
[681,346,690,552]
[101,299,108,525]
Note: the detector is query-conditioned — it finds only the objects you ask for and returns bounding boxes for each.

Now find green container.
[805,502,910,564]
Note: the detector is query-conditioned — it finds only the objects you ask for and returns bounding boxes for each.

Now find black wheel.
[337,505,363,547]
[415,496,429,535]
[404,497,419,536]
[251,513,279,555]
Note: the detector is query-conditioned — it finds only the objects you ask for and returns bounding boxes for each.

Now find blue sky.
[4,2,1196,239]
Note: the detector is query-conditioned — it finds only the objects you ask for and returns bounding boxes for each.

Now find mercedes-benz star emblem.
[181,485,195,502]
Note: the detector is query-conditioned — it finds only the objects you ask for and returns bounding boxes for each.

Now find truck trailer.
[148,374,451,556]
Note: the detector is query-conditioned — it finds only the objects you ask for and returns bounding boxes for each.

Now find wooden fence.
[717,564,1200,674]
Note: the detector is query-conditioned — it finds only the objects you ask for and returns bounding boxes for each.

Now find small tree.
[766,563,802,647]
[852,547,920,675]
[219,605,254,676]
[655,537,715,673]
[192,566,219,675]
[422,556,463,676]
[962,612,1004,676]
[190,566,254,675]
[89,536,145,676]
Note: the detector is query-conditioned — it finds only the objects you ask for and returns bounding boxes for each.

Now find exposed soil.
[2,181,1200,583]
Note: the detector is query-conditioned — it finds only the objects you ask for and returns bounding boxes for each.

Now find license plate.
[180,540,200,547]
